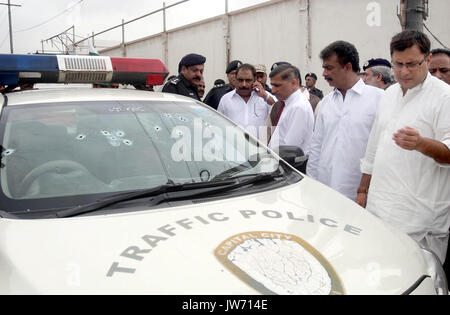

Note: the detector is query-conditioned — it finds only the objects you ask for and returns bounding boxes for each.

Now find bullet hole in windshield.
[2,149,15,157]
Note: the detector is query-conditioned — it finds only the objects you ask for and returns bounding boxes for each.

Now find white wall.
[167,18,227,92]
[229,0,306,71]
[100,0,450,95]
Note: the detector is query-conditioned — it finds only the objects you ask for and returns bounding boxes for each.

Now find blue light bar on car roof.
[0,54,169,86]
[0,54,59,85]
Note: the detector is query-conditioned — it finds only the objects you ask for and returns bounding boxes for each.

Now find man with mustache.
[217,64,275,140]
[429,48,450,85]
[358,31,450,265]
[305,73,324,100]
[255,64,272,93]
[203,60,242,110]
[162,53,206,101]
[196,79,206,100]
[307,41,384,201]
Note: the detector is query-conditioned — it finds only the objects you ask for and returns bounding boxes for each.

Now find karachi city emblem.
[214,231,345,295]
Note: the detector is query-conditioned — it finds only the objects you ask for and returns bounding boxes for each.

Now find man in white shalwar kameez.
[218,64,275,141]
[358,31,450,263]
[307,41,384,201]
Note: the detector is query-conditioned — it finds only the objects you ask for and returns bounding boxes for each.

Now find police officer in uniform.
[361,58,395,90]
[162,53,206,100]
[203,60,242,110]
[255,64,272,94]
[305,73,324,100]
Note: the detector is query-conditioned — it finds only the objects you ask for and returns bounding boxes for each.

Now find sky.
[0,0,270,54]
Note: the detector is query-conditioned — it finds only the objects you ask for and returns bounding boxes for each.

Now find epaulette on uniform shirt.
[169,77,180,85]
[162,74,200,101]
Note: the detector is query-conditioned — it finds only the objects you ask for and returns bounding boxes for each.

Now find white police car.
[0,54,447,295]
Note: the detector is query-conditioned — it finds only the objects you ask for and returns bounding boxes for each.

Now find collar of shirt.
[230,89,259,103]
[301,88,310,100]
[402,72,432,99]
[332,78,365,99]
[284,89,304,107]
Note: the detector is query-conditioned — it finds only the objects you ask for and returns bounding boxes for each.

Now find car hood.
[0,177,432,295]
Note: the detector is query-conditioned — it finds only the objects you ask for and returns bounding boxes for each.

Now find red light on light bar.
[110,57,168,85]
[110,58,168,73]
[146,74,165,86]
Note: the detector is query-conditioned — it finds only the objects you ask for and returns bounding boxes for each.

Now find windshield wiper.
[212,152,274,181]
[144,172,284,208]
[56,180,235,218]
[56,172,283,218]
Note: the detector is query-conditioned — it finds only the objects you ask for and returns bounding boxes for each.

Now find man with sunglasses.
[358,31,450,265]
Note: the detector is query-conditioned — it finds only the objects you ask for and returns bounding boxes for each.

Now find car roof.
[3,88,194,106]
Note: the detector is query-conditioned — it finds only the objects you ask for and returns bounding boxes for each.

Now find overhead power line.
[0,8,9,27]
[0,0,21,53]
[0,33,9,49]
[423,24,449,49]
[0,10,8,48]
[14,0,84,33]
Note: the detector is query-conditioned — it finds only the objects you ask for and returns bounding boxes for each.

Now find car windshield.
[0,99,300,216]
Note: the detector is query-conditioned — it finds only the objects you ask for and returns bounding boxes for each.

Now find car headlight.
[420,247,448,295]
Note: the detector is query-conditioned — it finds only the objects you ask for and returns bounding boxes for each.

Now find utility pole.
[397,0,428,31]
[225,0,231,66]
[405,0,424,31]
[0,1,21,53]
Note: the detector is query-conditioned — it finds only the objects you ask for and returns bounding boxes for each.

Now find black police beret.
[363,58,391,71]
[214,79,226,85]
[179,53,206,68]
[271,61,291,72]
[226,60,243,74]
[305,73,318,80]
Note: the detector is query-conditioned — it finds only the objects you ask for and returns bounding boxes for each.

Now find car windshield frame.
[0,97,302,218]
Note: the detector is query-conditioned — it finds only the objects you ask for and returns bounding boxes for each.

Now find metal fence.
[39,0,449,95]
[40,0,238,56]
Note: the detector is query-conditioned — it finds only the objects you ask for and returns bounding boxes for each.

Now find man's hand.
[392,126,423,151]
[252,81,266,98]
[393,126,450,164]
[253,81,275,105]
[355,193,367,208]
[356,174,371,209]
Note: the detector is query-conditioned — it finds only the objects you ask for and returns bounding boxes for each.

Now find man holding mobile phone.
[218,64,275,141]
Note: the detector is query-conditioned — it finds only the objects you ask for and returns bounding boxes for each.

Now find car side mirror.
[275,146,308,173]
